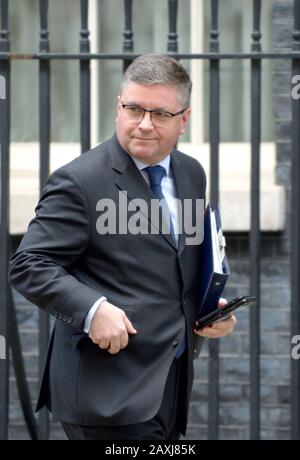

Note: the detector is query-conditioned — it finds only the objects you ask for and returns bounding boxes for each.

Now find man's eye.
[126,106,143,114]
[154,111,172,119]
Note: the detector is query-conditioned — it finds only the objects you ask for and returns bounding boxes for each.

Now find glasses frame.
[120,99,187,124]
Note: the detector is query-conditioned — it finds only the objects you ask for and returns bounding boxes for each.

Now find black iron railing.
[249,0,262,441]
[0,0,299,441]
[291,0,300,441]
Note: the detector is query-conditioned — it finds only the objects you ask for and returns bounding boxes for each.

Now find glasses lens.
[123,105,144,121]
[122,102,182,126]
[151,111,173,124]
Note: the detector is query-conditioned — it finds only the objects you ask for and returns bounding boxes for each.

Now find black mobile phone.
[195,295,256,330]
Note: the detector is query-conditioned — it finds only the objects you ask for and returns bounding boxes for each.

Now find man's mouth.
[133,137,157,141]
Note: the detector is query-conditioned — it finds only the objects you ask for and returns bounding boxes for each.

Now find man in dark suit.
[9,54,236,440]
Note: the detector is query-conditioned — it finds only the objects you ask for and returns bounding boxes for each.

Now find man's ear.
[179,107,191,135]
[115,95,122,121]
[117,95,123,109]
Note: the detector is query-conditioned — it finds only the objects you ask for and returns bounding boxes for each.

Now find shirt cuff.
[83,296,107,333]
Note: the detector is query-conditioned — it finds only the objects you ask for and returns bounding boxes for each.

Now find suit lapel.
[108,136,177,251]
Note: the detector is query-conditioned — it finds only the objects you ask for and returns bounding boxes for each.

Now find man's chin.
[130,149,157,161]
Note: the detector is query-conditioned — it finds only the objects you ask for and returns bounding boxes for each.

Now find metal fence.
[0,0,299,440]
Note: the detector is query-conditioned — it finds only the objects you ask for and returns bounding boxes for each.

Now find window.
[10,0,80,142]
[9,0,283,235]
[9,0,275,144]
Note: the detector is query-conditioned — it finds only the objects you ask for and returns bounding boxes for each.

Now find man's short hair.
[120,53,192,108]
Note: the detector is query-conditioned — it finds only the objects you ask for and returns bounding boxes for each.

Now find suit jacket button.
[173,339,180,347]
[58,312,64,320]
[53,310,58,317]
[67,316,73,324]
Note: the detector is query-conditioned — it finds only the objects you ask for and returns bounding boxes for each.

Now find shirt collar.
[131,155,171,177]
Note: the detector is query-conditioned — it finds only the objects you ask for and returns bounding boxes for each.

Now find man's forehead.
[121,82,177,94]
[120,82,180,107]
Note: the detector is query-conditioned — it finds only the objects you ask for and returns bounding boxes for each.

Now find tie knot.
[144,165,166,187]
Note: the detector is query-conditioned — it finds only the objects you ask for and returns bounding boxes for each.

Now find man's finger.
[107,339,121,354]
[195,314,237,338]
[218,297,227,307]
[99,340,110,349]
[123,315,137,335]
[119,332,129,349]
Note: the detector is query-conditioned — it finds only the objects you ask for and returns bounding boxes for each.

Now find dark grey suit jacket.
[9,134,206,433]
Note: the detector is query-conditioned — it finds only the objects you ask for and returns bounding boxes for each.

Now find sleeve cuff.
[83,296,107,333]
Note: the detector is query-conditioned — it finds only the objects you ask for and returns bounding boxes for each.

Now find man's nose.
[138,111,154,129]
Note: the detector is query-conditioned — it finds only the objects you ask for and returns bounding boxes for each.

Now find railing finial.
[251,0,262,52]
[210,0,219,53]
[167,0,178,53]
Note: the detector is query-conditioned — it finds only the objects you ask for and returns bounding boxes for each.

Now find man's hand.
[89,300,137,354]
[194,298,237,339]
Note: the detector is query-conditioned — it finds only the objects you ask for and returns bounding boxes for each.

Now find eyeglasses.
[120,100,187,126]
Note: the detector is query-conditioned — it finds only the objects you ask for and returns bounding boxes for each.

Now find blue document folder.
[198,204,230,318]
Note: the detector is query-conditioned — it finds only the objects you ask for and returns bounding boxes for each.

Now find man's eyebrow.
[123,99,140,106]
[123,99,170,111]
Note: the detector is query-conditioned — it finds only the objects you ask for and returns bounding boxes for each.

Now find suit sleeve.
[8,167,103,332]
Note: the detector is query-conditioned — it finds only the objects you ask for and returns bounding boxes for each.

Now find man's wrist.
[83,296,107,333]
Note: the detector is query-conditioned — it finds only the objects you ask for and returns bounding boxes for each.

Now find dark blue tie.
[144,165,176,245]
[144,165,186,358]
